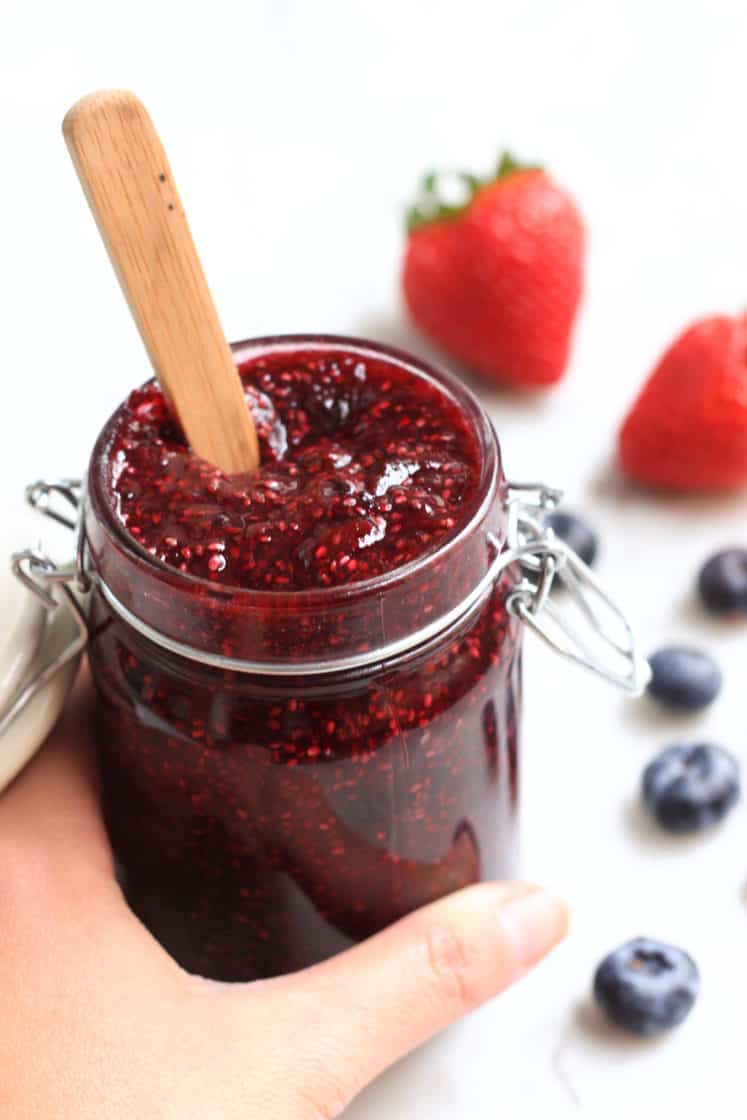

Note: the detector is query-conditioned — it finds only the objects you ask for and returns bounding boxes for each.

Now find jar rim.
[87,333,502,609]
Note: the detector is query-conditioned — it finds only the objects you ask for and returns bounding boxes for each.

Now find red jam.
[109,345,480,591]
[86,336,521,981]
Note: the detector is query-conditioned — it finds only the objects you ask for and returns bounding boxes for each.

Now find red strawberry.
[402,153,585,389]
[619,315,747,491]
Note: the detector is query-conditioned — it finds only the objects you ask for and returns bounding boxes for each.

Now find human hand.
[0,678,568,1119]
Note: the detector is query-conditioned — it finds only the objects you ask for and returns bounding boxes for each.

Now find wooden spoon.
[63,90,259,475]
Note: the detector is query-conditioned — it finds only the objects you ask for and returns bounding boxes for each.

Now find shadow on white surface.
[355,309,558,420]
[614,690,712,737]
[574,998,672,1053]
[676,591,743,639]
[586,460,635,504]
[342,1028,459,1119]
[621,796,708,854]
[588,459,747,516]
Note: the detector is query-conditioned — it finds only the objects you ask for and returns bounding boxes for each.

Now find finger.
[0,669,181,977]
[0,667,113,876]
[275,882,568,1116]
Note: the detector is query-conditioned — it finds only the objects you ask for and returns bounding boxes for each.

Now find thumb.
[276,881,568,1117]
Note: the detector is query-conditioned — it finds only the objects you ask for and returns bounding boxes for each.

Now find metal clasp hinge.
[503,481,651,695]
[10,476,650,701]
[25,479,91,593]
[0,482,89,741]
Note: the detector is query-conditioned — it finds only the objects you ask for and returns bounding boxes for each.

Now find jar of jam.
[17,335,648,983]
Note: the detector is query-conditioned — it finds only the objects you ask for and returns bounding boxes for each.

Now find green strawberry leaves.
[406,151,542,233]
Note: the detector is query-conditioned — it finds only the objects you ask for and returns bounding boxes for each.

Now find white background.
[3,1,747,1113]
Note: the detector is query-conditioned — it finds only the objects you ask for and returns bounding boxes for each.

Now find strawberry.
[619,315,747,491]
[402,153,585,389]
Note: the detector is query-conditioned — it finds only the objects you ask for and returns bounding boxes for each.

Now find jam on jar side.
[85,335,522,981]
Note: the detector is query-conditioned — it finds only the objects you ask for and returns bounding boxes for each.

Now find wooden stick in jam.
[63,89,260,476]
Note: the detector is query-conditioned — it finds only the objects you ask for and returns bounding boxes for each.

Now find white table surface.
[3,1,747,1112]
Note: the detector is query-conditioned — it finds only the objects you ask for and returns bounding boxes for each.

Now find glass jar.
[18,335,647,984]
[84,336,519,981]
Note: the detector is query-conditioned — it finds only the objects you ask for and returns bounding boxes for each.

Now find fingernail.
[499,887,570,969]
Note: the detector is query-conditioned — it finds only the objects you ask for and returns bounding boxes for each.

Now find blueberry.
[646,645,722,711]
[642,742,740,832]
[698,549,747,616]
[593,937,699,1036]
[544,510,598,568]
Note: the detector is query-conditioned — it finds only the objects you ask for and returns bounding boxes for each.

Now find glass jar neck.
[85,335,506,668]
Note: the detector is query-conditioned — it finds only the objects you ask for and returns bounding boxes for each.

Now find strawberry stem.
[406,150,541,233]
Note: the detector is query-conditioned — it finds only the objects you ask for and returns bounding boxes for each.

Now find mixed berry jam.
[86,337,521,980]
[108,344,480,591]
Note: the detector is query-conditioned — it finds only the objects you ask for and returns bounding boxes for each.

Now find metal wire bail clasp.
[25,479,91,593]
[0,481,90,743]
[504,482,651,695]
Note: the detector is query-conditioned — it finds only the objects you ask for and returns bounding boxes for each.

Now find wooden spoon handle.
[63,90,259,475]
